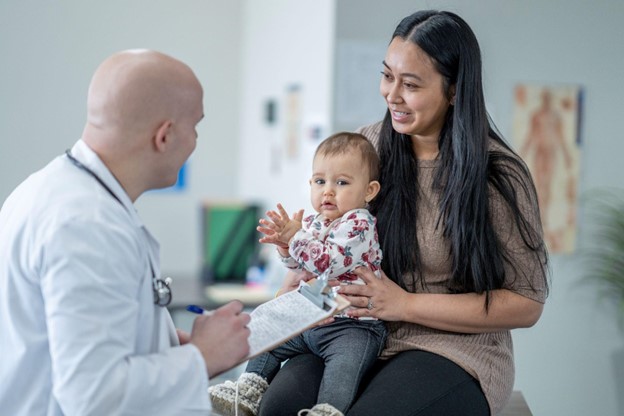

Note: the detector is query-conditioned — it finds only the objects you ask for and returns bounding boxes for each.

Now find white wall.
[236,0,335,216]
[0,0,243,277]
[332,1,624,415]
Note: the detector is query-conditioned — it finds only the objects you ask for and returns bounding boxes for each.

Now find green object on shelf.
[201,203,260,285]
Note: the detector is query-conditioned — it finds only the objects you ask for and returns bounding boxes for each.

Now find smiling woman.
[380,38,453,158]
[258,10,549,416]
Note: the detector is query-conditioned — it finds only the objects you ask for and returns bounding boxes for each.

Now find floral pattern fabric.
[281,208,382,284]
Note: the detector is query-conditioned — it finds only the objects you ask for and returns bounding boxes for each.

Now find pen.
[186,304,214,316]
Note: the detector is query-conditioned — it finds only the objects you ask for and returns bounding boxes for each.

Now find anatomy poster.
[512,84,582,254]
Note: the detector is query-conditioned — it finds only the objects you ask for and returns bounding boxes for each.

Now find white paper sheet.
[242,285,349,361]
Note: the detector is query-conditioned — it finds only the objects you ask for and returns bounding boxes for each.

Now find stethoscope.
[65,150,173,307]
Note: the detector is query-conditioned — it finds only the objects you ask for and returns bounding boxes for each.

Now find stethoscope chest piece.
[153,277,173,307]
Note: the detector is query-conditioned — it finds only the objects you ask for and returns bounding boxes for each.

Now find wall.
[236,0,335,215]
[235,0,336,286]
[0,0,243,277]
[332,1,624,415]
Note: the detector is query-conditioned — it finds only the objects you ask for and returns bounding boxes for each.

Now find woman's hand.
[341,267,544,333]
[276,269,316,297]
[338,267,409,321]
[277,269,337,326]
[276,269,341,295]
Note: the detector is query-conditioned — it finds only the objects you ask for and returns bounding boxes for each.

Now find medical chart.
[244,287,350,362]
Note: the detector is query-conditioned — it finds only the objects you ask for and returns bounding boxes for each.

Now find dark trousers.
[247,318,387,412]
[258,349,490,416]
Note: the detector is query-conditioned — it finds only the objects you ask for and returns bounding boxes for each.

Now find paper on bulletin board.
[285,84,301,159]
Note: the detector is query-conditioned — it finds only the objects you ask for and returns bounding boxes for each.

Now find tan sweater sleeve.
[489,149,548,303]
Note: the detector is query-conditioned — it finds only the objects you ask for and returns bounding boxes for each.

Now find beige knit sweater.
[357,122,547,415]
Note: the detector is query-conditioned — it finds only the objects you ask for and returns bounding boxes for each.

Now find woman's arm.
[276,269,341,296]
[275,269,316,296]
[339,267,543,333]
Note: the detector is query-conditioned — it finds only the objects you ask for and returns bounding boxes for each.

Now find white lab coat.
[0,140,212,415]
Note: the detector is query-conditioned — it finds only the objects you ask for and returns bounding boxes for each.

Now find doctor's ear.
[153,120,173,152]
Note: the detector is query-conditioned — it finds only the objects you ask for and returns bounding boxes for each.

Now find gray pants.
[245,318,387,413]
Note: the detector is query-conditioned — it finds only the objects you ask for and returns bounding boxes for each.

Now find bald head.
[85,49,201,140]
[82,49,204,200]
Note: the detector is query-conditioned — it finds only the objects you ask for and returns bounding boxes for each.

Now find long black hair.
[369,10,548,309]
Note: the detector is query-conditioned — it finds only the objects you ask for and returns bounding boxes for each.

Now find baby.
[209,132,386,416]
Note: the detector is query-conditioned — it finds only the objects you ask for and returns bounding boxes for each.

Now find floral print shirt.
[281,208,382,285]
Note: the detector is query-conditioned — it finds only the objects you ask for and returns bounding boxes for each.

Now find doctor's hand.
[176,329,191,345]
[189,300,251,378]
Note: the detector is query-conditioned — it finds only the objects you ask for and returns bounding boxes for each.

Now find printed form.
[243,288,349,361]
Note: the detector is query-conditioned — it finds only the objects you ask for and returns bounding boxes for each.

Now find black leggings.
[258,350,490,416]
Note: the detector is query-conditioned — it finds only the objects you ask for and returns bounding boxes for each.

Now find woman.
[259,10,548,416]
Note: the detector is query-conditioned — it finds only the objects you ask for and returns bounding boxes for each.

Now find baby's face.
[309,152,372,221]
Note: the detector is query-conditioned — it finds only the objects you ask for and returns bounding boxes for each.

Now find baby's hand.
[257,203,303,248]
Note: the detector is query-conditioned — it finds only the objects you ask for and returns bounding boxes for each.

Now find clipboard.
[241,276,350,363]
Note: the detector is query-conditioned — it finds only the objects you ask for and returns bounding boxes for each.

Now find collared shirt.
[0,140,211,415]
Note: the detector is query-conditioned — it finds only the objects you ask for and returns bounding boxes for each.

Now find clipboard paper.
[243,284,350,363]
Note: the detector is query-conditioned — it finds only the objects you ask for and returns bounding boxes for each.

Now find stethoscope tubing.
[64,150,172,307]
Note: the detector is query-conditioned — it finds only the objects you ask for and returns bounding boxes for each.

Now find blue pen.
[186,304,214,316]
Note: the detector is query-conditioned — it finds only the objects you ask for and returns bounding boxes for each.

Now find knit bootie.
[208,372,268,416]
[297,403,345,416]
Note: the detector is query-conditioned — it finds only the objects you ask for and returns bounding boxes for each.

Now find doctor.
[0,49,251,415]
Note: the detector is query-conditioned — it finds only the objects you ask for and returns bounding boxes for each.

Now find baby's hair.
[314,132,380,181]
